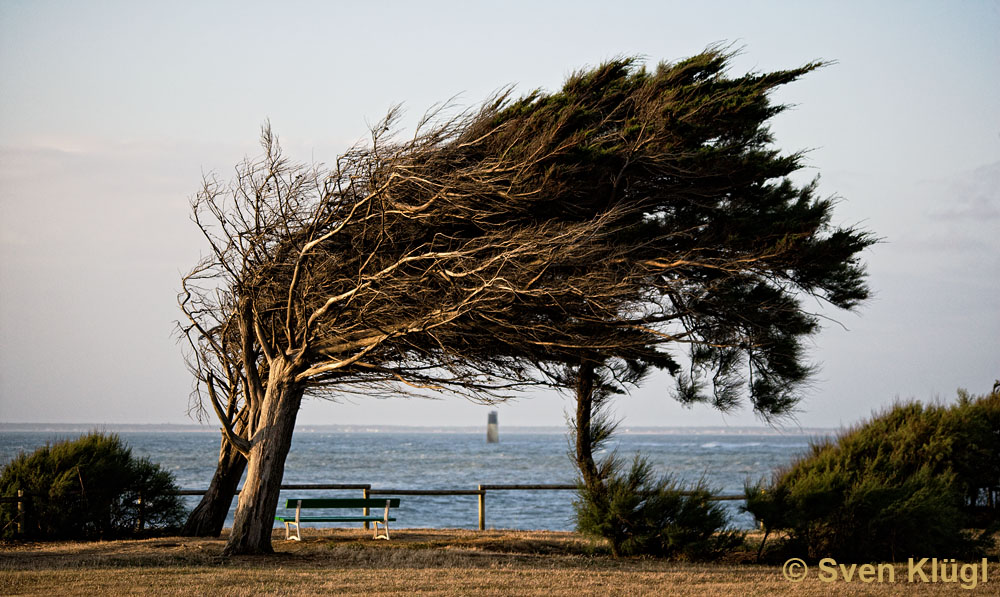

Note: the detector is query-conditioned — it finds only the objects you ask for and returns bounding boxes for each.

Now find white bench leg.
[373,499,391,540]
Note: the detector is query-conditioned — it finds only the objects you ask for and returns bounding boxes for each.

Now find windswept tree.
[397,49,872,498]
[180,123,664,554]
[446,51,873,552]
[180,48,873,555]
[515,52,877,501]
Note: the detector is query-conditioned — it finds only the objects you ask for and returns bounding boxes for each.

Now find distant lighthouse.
[486,410,499,443]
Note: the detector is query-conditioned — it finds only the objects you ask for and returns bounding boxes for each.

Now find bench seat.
[275,497,400,540]
[275,515,396,523]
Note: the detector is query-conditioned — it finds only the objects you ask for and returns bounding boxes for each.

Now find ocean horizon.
[0,422,837,435]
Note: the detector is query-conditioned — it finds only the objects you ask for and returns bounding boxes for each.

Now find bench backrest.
[283,498,400,509]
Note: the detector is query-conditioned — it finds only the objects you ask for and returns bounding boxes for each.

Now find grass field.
[1,529,996,596]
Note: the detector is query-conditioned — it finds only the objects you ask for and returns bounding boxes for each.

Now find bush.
[575,454,742,559]
[0,432,186,540]
[745,387,1000,561]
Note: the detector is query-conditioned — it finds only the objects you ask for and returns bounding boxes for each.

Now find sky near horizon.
[1,0,998,430]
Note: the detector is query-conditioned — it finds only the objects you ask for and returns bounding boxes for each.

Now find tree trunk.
[223,357,304,555]
[574,361,602,492]
[180,436,247,537]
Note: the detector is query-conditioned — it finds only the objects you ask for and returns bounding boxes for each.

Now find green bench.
[275,498,401,541]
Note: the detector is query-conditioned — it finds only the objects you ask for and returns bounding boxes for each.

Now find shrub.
[0,432,186,540]
[575,454,742,559]
[745,387,1000,561]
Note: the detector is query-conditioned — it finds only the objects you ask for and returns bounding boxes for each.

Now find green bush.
[575,454,742,559]
[0,432,186,540]
[745,387,1000,561]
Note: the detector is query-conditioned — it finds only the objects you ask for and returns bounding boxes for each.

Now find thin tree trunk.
[573,361,618,556]
[574,361,601,492]
[180,436,247,537]
[223,357,304,556]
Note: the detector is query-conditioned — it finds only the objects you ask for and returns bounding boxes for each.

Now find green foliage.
[575,454,742,559]
[745,388,1000,561]
[0,432,186,540]
[449,49,875,417]
[570,363,741,559]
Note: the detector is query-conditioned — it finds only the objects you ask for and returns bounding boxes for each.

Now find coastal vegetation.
[745,386,1000,562]
[574,456,741,559]
[0,432,185,540]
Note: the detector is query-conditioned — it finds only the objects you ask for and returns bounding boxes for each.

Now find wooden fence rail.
[5,483,750,536]
[172,483,748,531]
[10,483,996,537]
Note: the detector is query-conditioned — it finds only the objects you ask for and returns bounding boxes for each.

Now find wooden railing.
[4,483,748,537]
[176,483,747,531]
[10,483,995,537]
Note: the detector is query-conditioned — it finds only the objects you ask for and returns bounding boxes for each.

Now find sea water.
[0,427,828,531]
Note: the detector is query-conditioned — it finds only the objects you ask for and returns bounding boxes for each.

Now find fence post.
[136,492,145,533]
[362,486,370,530]
[478,485,485,531]
[16,489,25,538]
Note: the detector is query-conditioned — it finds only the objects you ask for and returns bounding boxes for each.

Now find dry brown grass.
[1,529,995,596]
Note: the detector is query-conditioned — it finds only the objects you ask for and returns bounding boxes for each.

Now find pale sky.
[1,0,998,430]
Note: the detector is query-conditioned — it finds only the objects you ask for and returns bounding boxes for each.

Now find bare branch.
[206,373,251,457]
